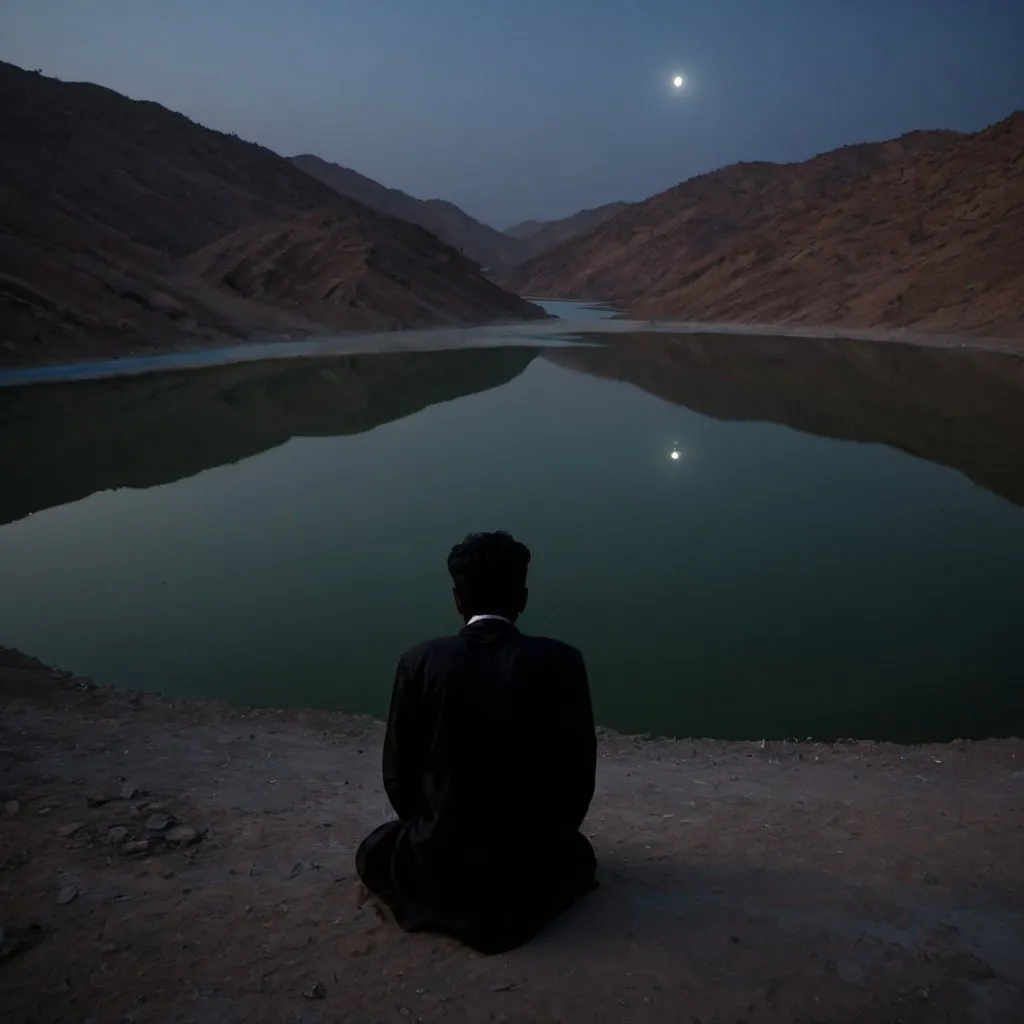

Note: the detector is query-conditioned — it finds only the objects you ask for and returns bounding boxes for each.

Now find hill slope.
[186,211,544,331]
[502,117,1024,337]
[505,201,631,260]
[0,62,544,366]
[289,155,527,272]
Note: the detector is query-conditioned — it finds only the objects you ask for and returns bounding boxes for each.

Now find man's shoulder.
[398,634,463,668]
[517,632,584,663]
[399,631,583,667]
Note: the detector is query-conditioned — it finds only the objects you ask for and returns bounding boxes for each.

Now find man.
[356,531,597,955]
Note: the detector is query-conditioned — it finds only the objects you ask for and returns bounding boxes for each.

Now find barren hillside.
[290,155,527,272]
[506,201,632,260]
[0,62,544,366]
[186,211,545,331]
[503,116,1024,337]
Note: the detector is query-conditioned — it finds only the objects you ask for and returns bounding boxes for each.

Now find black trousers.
[356,821,596,955]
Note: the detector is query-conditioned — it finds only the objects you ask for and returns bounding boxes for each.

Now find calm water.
[3,305,1024,741]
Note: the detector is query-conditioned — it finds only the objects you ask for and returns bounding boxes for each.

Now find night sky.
[4,0,1022,227]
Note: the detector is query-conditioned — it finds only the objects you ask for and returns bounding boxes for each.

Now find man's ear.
[520,586,529,614]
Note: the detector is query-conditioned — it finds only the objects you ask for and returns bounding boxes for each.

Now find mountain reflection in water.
[545,332,1024,507]
[4,334,1023,529]
[0,346,539,526]
[2,332,1023,742]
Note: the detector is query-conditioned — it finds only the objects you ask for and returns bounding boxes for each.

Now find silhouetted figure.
[356,531,597,954]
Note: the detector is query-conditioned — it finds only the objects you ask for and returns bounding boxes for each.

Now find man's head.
[447,531,531,623]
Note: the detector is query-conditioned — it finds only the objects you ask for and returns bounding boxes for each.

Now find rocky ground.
[1,648,1022,1023]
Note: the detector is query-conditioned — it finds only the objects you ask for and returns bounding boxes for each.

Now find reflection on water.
[1,332,1023,742]
[0,346,538,526]
[547,332,1024,506]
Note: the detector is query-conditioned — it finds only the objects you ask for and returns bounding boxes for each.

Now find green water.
[2,310,1023,741]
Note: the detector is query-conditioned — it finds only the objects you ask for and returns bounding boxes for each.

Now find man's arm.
[382,656,425,822]
[560,648,597,831]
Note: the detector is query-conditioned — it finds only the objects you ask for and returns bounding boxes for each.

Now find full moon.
[672,75,684,89]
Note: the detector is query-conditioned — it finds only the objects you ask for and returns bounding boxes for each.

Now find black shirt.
[383,618,597,882]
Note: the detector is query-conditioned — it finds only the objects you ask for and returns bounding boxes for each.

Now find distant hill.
[502,115,1024,338]
[186,211,544,331]
[506,202,631,259]
[0,62,545,366]
[289,154,528,272]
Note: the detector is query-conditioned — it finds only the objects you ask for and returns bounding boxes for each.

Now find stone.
[121,840,150,856]
[303,982,327,1000]
[120,781,138,800]
[106,827,129,845]
[837,960,866,987]
[57,822,84,838]
[57,885,78,905]
[0,923,44,963]
[4,800,20,815]
[145,814,173,832]
[165,825,197,845]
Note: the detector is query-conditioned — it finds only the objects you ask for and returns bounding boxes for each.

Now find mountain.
[0,346,539,526]
[503,115,1024,338]
[0,62,545,366]
[505,202,632,261]
[544,331,1024,507]
[185,211,544,331]
[289,154,528,272]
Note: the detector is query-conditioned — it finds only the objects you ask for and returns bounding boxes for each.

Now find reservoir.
[2,305,1023,742]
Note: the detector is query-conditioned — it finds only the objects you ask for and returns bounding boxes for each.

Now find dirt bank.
[1,648,1022,1023]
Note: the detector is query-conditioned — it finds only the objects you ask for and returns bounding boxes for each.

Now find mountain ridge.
[289,154,527,271]
[502,115,1024,338]
[505,201,632,258]
[0,61,545,366]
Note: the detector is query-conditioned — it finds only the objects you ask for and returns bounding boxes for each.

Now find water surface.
[2,311,1023,741]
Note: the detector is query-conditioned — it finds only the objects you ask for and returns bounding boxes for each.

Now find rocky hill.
[506,201,632,261]
[0,62,545,366]
[290,155,527,272]
[186,211,544,331]
[503,115,1024,337]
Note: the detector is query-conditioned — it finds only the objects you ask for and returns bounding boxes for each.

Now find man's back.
[355,531,598,954]
[385,618,596,870]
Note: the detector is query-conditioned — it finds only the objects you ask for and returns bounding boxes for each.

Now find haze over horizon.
[3,0,1022,227]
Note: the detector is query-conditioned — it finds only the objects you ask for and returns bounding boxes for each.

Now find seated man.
[356,531,597,954]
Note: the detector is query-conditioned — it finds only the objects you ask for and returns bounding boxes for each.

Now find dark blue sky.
[4,0,1022,227]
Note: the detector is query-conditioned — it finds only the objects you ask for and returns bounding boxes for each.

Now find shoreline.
[2,646,1022,1022]
[3,308,1021,387]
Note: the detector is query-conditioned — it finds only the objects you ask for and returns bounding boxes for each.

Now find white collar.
[466,614,512,627]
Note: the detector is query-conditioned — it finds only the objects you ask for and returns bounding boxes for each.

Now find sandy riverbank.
[1,648,1022,1023]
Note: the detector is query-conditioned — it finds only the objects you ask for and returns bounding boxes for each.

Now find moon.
[672,74,685,89]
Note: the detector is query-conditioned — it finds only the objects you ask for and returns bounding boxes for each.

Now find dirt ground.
[1,648,1021,1024]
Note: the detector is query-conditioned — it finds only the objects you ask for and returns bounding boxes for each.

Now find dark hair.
[447,531,531,616]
